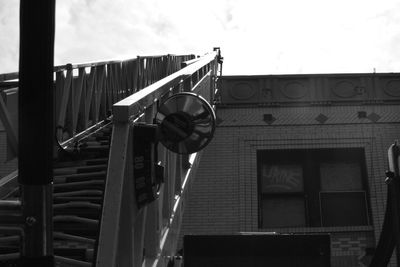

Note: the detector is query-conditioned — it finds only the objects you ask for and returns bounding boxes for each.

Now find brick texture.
[180,103,400,266]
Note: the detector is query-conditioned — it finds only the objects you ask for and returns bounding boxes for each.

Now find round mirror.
[155,92,216,154]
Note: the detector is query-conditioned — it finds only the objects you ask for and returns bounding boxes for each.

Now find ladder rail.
[0,49,221,266]
[96,50,221,267]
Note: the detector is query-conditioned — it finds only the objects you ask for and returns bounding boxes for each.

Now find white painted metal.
[96,50,220,267]
[113,52,218,123]
[96,122,131,267]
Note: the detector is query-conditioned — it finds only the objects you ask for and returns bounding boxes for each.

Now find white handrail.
[113,52,218,122]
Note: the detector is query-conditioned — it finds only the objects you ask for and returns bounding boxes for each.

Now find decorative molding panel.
[219,73,400,105]
[280,81,308,99]
[229,82,256,100]
[332,80,357,98]
[383,79,400,97]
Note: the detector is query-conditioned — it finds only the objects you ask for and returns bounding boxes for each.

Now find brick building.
[180,73,400,266]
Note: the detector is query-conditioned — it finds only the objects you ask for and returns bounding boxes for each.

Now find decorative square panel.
[315,113,328,124]
[263,114,276,124]
[367,112,380,122]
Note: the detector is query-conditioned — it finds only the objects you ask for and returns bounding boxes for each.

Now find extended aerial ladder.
[0,2,223,266]
[0,43,222,267]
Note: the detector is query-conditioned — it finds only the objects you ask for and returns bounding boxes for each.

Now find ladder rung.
[54,232,95,244]
[54,190,103,197]
[54,171,107,181]
[53,215,98,226]
[0,226,23,234]
[53,180,104,189]
[53,202,101,210]
[0,212,23,224]
[54,255,91,267]
[53,158,108,169]
[0,200,21,209]
[54,164,108,176]
[82,140,110,146]
[0,235,20,244]
[0,252,20,261]
[53,197,102,204]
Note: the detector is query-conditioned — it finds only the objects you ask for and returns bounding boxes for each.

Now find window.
[257,148,370,228]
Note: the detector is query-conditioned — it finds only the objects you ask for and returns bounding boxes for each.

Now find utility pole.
[18,0,55,266]
[369,141,400,266]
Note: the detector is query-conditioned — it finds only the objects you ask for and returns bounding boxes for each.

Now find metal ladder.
[0,122,112,266]
[0,49,222,266]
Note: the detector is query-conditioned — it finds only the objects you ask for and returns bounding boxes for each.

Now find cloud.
[0,2,19,73]
[53,0,229,64]
[221,0,400,74]
[1,0,400,75]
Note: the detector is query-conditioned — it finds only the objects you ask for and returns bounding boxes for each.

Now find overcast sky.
[1,0,400,75]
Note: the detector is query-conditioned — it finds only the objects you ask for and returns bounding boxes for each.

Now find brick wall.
[180,103,400,266]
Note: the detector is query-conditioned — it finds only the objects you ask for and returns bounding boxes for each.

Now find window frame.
[257,148,371,229]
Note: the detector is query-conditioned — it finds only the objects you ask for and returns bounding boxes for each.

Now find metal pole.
[391,143,400,265]
[18,0,55,266]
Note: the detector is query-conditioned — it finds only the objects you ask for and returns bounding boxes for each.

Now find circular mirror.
[155,92,216,154]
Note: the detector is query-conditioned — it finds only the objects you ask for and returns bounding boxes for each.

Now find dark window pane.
[320,192,368,226]
[262,197,306,228]
[320,161,363,191]
[261,164,303,193]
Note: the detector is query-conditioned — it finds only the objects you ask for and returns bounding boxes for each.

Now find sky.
[1,0,400,75]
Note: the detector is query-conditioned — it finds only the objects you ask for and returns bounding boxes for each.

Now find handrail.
[96,49,221,267]
[181,57,201,67]
[54,54,195,143]
[113,52,218,122]
[53,54,195,72]
[0,53,195,144]
[0,54,196,79]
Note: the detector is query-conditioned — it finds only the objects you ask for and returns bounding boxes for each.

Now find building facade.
[180,73,400,266]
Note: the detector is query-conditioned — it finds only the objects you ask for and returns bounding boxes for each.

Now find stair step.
[0,122,112,266]
[54,158,108,169]
[0,247,19,253]
[78,145,109,153]
[0,235,20,245]
[55,254,92,267]
[54,164,108,176]
[53,180,104,192]
[0,200,21,210]
[54,171,107,183]
[85,136,110,142]
[54,216,99,239]
[54,208,100,220]
[54,215,98,227]
[80,140,110,147]
[54,190,103,198]
[53,197,102,204]
[54,232,95,245]
[54,202,101,210]
[0,252,19,262]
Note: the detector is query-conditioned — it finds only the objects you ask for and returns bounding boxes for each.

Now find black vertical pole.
[391,143,400,265]
[18,0,55,266]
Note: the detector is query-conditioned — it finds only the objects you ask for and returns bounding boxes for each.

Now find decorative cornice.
[218,73,400,106]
